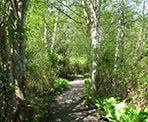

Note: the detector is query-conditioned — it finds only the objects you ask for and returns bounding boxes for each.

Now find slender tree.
[43,17,50,56]
[51,10,60,54]
[137,0,147,60]
[82,0,102,93]
[114,0,125,70]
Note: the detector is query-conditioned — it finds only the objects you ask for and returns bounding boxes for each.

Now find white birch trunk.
[44,17,50,57]
[44,18,48,49]
[114,0,125,71]
[113,0,125,91]
[50,11,60,54]
[90,0,100,92]
[10,0,29,100]
[137,1,147,60]
[82,0,101,92]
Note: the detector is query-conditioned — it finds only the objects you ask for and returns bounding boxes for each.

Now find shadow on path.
[39,76,107,122]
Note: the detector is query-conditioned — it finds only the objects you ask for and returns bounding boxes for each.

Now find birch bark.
[82,0,101,92]
[10,0,29,99]
[137,1,147,60]
[114,0,125,71]
[44,17,50,56]
[51,10,60,54]
[113,0,125,92]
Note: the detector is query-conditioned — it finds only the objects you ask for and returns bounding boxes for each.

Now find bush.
[83,78,92,101]
[94,97,148,122]
[54,78,68,94]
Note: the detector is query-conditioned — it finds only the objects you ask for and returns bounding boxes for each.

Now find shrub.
[54,78,68,94]
[94,97,148,122]
[83,78,92,101]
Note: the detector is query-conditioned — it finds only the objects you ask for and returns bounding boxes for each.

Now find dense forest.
[0,0,148,121]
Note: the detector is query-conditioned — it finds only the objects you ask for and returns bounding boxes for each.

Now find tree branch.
[82,0,91,25]
[51,3,83,25]
[57,0,86,20]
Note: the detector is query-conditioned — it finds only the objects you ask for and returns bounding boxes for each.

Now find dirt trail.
[39,76,105,122]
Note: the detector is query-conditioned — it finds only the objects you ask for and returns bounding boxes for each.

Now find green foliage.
[53,78,68,94]
[83,78,91,101]
[70,56,89,75]
[94,97,148,122]
[26,93,50,121]
[47,53,62,70]
[58,57,86,80]
[25,78,68,121]
[26,0,57,92]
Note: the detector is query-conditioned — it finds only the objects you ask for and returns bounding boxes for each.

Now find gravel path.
[39,77,106,122]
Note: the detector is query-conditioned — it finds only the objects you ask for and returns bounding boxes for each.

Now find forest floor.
[39,76,108,122]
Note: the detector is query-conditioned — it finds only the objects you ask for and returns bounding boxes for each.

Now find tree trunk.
[0,21,16,121]
[9,0,29,98]
[44,17,50,56]
[0,0,29,121]
[113,0,125,92]
[0,2,17,120]
[114,0,125,70]
[137,1,147,60]
[51,10,60,54]
[82,0,102,93]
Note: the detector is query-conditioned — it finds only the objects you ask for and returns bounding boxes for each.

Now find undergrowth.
[83,78,148,122]
[94,97,148,122]
[26,78,68,121]
[48,78,68,95]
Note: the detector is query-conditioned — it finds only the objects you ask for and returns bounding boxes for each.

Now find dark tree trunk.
[0,0,30,121]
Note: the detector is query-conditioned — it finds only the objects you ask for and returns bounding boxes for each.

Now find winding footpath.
[40,76,106,122]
